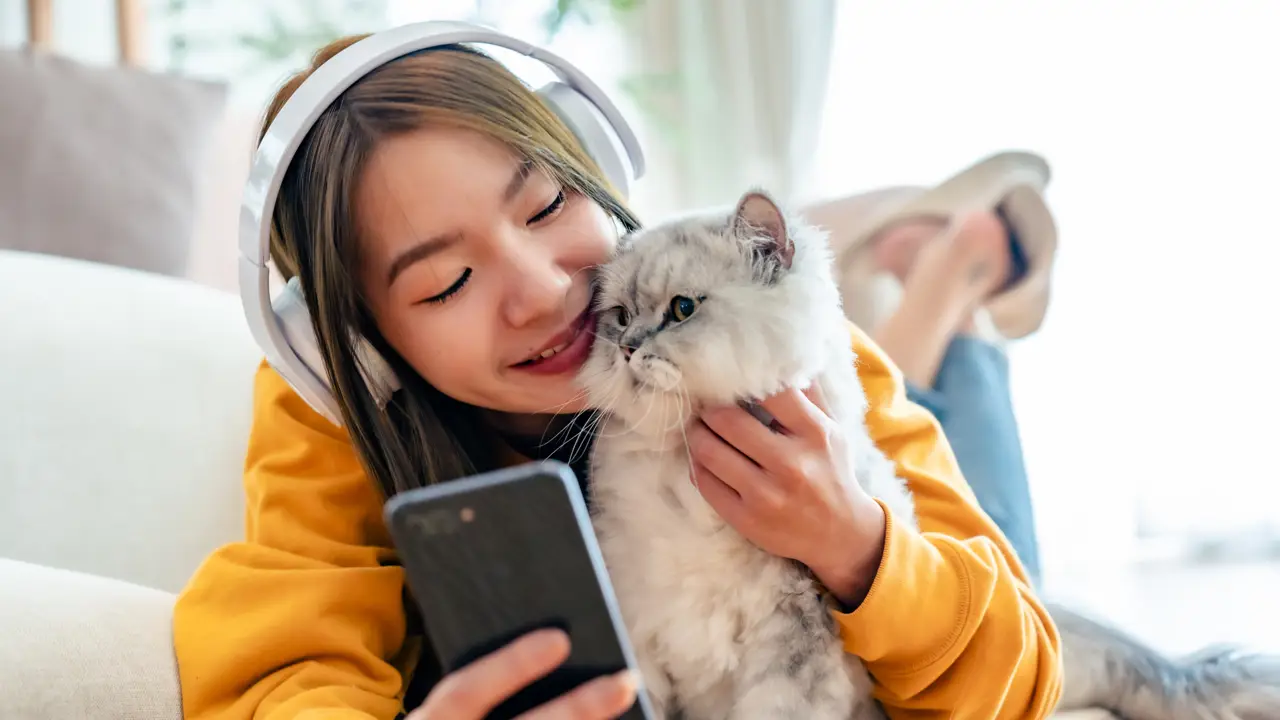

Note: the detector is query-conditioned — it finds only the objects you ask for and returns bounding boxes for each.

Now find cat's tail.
[1050,603,1280,720]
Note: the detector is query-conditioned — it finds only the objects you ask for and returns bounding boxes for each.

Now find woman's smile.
[510,306,597,377]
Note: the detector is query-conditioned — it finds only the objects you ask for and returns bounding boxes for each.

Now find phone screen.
[385,461,652,719]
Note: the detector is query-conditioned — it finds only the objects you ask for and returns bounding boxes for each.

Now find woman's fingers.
[690,461,747,524]
[411,629,639,720]
[415,628,569,718]
[515,670,639,720]
[759,386,830,443]
[688,418,765,491]
[697,405,785,470]
[696,384,831,473]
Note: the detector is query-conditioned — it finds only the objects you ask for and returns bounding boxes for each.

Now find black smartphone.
[384,460,654,720]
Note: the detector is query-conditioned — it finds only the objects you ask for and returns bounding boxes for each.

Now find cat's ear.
[731,190,794,270]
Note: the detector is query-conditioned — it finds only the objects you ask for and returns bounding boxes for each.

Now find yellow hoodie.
[175,322,1063,719]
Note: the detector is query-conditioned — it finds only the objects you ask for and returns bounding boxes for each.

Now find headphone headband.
[239,20,645,268]
[237,21,645,426]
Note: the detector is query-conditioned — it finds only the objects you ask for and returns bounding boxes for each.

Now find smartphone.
[384,460,654,719]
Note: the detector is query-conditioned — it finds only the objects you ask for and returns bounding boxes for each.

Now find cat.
[580,190,909,720]
[579,188,1280,720]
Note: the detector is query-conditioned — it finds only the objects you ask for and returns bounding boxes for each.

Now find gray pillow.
[0,49,227,277]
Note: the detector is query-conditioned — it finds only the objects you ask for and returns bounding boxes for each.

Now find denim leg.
[904,337,1043,588]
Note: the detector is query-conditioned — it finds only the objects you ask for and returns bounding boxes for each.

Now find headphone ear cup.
[270,277,401,426]
[537,81,634,198]
[271,278,343,423]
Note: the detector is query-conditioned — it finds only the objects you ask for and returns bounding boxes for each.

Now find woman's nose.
[501,243,572,328]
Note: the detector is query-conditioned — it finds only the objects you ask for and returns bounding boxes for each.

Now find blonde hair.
[262,35,640,497]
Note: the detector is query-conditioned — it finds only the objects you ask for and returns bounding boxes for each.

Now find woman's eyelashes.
[528,190,565,225]
[419,267,472,305]
[417,190,565,306]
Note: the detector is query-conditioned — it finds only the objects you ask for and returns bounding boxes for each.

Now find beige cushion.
[0,49,226,276]
[0,558,181,720]
[0,250,257,593]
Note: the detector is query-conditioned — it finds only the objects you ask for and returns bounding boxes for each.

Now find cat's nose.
[621,343,638,359]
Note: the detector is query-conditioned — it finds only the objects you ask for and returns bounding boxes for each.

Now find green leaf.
[542,0,645,40]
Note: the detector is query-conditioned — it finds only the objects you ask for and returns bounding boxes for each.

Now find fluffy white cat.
[580,191,907,719]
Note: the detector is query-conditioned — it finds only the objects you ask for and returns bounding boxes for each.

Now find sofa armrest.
[0,558,182,720]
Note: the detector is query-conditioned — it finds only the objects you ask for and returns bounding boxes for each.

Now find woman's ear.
[732,189,794,270]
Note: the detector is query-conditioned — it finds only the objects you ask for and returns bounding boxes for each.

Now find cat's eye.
[615,306,630,327]
[669,295,700,322]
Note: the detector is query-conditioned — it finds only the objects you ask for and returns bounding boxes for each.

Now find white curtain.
[619,0,837,218]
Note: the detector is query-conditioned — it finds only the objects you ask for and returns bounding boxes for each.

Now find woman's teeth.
[537,341,570,360]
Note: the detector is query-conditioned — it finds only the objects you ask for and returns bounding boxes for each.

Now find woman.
[174,34,1061,720]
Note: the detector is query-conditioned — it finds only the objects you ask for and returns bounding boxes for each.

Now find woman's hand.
[687,384,888,608]
[407,629,637,719]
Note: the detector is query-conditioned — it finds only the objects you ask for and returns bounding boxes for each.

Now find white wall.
[0,2,23,47]
[812,1,1280,590]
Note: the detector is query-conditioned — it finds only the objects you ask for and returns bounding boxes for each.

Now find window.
[813,2,1280,582]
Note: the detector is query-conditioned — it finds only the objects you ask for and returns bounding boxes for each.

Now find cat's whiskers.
[539,417,594,467]
[628,381,663,437]
[676,386,700,490]
[528,347,618,421]
[568,388,622,461]
[543,403,604,462]
[593,383,678,442]
[537,410,588,456]
[527,384,599,454]
[571,389,648,459]
[658,389,687,436]
[517,354,621,461]
[542,378,629,462]
[586,331,615,347]
[571,405,615,461]
[577,369,624,416]
[530,390,589,427]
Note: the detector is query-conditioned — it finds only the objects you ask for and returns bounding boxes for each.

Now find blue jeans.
[906,337,1043,588]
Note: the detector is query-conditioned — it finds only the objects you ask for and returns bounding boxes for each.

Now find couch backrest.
[0,250,258,593]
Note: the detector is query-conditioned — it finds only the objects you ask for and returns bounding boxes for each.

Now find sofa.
[0,248,1114,718]
[0,249,257,719]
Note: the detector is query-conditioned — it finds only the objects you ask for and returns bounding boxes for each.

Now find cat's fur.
[580,192,910,719]
[579,189,1280,720]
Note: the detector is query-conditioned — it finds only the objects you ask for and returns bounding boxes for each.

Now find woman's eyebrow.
[386,232,462,287]
[502,160,534,204]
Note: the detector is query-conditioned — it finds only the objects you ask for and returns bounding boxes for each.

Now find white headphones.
[238,21,646,427]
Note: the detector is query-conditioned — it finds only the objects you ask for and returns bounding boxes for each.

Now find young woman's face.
[355,127,616,419]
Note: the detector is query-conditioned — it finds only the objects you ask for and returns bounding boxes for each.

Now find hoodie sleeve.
[834,322,1064,719]
[173,361,415,720]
